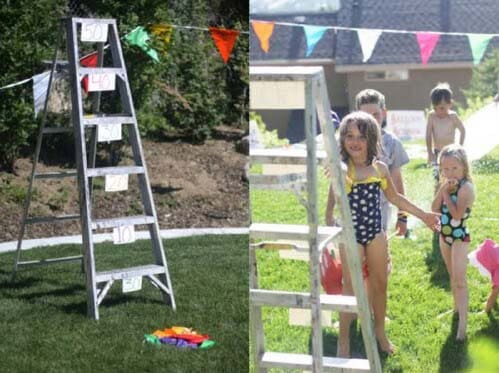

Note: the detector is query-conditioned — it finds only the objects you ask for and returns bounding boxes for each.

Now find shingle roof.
[250,0,499,66]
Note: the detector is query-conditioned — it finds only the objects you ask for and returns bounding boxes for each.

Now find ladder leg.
[12,21,64,279]
[249,247,267,373]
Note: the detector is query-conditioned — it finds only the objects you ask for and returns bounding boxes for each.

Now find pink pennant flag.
[416,32,441,65]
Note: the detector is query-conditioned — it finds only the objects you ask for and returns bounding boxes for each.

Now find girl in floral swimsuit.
[326,111,439,357]
[431,144,475,341]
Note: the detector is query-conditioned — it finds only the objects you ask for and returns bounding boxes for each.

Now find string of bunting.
[0,23,248,93]
[251,19,498,65]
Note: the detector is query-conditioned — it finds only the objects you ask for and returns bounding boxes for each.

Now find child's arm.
[377,161,440,230]
[452,113,466,145]
[441,181,475,220]
[431,183,445,212]
[325,184,336,226]
[485,286,499,313]
[425,113,435,165]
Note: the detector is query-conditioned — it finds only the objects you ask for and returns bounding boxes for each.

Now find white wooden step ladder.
[13,17,176,320]
[249,66,381,372]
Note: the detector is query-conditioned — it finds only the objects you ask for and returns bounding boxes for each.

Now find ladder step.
[91,215,155,230]
[249,173,306,189]
[250,223,342,242]
[79,67,124,76]
[17,255,83,267]
[250,147,326,165]
[250,289,358,312]
[34,170,78,179]
[260,352,370,372]
[87,166,145,178]
[96,264,165,283]
[82,114,135,126]
[26,214,81,224]
[73,17,115,25]
[42,127,73,134]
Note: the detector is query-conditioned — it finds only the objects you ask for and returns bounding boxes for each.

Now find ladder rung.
[250,223,342,242]
[42,127,73,134]
[82,114,135,126]
[250,289,358,312]
[73,17,115,25]
[96,264,165,283]
[87,166,144,178]
[91,215,155,229]
[17,255,83,267]
[26,214,80,224]
[260,352,370,372]
[34,171,78,179]
[79,67,124,76]
[250,147,327,165]
[249,173,306,189]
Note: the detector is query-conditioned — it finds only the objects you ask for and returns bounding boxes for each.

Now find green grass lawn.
[250,147,499,372]
[0,234,248,373]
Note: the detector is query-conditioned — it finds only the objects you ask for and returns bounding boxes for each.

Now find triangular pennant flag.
[357,29,382,62]
[80,51,98,94]
[209,27,240,63]
[416,32,440,65]
[467,34,493,65]
[124,26,160,63]
[32,71,51,116]
[251,21,275,53]
[147,24,174,55]
[303,25,328,57]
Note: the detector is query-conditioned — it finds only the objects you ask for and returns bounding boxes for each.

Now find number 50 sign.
[81,22,108,42]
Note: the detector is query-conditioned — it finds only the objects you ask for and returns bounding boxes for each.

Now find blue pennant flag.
[303,25,328,57]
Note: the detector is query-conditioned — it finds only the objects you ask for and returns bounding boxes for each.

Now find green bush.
[0,0,248,170]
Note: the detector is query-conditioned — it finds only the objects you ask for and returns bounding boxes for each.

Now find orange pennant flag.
[251,21,275,53]
[209,27,240,64]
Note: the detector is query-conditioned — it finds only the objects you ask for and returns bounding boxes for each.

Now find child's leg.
[451,241,469,340]
[365,233,394,354]
[439,237,456,310]
[486,286,499,313]
[337,242,364,357]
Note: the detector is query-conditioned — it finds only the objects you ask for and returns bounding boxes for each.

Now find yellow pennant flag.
[147,24,174,55]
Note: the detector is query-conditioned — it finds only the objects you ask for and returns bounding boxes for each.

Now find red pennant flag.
[251,21,275,53]
[416,32,440,65]
[80,52,99,93]
[209,27,240,64]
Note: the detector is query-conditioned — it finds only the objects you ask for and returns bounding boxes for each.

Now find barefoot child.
[425,83,466,184]
[468,239,499,313]
[326,111,439,356]
[431,144,475,340]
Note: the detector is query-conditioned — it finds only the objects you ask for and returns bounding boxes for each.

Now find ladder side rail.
[108,21,176,310]
[249,245,267,373]
[13,20,65,275]
[314,71,382,372]
[305,77,322,373]
[67,17,99,319]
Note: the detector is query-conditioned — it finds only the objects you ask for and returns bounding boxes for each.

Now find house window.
[365,70,409,81]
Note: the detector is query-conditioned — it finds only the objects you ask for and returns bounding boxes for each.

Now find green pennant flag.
[467,34,493,65]
[124,26,160,63]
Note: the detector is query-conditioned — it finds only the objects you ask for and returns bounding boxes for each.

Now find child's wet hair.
[355,89,386,110]
[430,82,453,105]
[339,111,381,164]
[438,144,472,181]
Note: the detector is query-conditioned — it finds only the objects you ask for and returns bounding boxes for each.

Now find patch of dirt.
[0,137,249,242]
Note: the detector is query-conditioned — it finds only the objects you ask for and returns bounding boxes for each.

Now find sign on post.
[98,123,122,142]
[386,110,426,141]
[87,73,116,92]
[81,22,108,42]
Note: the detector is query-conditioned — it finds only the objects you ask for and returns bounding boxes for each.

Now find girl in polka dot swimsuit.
[326,112,440,357]
[431,144,475,341]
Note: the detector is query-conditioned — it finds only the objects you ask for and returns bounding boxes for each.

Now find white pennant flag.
[358,29,382,62]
